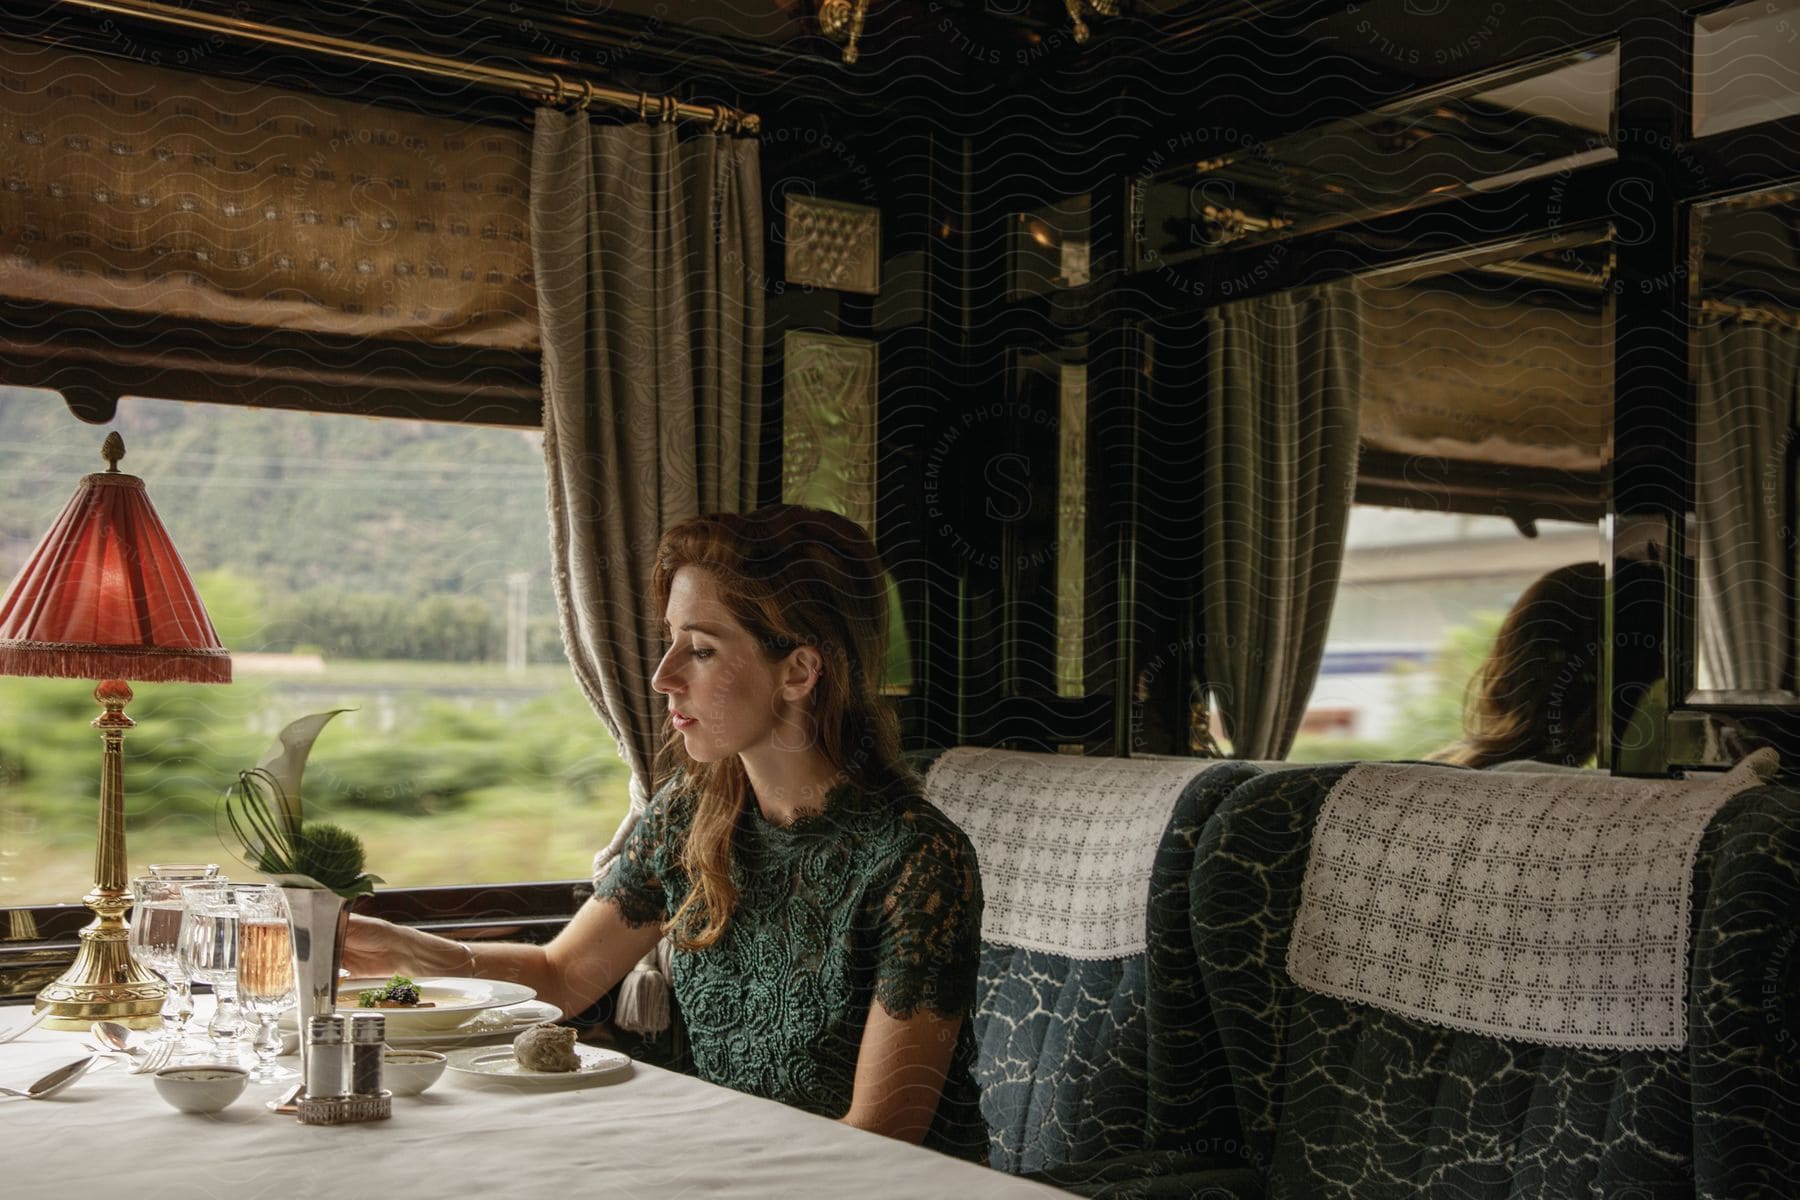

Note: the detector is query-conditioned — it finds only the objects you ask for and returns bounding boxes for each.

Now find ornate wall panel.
[781,330,876,536]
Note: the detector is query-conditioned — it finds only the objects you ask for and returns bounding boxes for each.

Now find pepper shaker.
[349,1013,385,1097]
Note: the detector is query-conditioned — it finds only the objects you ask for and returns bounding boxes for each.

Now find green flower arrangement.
[223,709,383,899]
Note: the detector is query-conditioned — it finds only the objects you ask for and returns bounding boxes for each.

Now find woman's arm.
[840,1004,962,1145]
[343,897,663,1019]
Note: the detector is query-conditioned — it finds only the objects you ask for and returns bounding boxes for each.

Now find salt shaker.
[305,1015,347,1098]
[349,1014,385,1097]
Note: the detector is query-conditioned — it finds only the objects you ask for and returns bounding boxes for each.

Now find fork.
[0,1008,49,1045]
[124,1040,176,1075]
[81,1038,175,1076]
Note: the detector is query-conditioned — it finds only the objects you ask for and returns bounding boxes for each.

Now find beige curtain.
[532,111,763,832]
[1695,319,1800,691]
[1201,283,1362,760]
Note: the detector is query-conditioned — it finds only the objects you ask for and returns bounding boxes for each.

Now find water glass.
[180,882,245,1050]
[147,863,222,881]
[235,885,297,1082]
[129,876,194,1043]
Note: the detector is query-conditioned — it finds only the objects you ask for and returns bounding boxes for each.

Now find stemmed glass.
[180,882,244,1053]
[235,885,297,1082]
[128,876,195,1043]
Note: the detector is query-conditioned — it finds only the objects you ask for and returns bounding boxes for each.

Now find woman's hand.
[342,913,428,978]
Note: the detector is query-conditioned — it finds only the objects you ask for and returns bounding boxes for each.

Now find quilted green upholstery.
[1191,765,1800,1200]
[972,760,1262,1176]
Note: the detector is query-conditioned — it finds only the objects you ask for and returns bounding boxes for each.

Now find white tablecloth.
[0,1020,1063,1199]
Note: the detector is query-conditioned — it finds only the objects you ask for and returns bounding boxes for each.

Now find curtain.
[1694,319,1800,691]
[1200,284,1362,760]
[532,111,763,839]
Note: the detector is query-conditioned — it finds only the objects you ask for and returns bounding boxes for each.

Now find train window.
[1690,185,1800,701]
[0,390,629,906]
[1299,236,1613,762]
[1292,506,1600,763]
[1132,45,1618,271]
[1693,0,1800,137]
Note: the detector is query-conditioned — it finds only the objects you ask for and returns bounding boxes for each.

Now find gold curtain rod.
[53,0,761,133]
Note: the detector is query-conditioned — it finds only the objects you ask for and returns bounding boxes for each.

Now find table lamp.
[0,432,231,1028]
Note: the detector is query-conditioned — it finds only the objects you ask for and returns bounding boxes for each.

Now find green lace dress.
[594,778,988,1162]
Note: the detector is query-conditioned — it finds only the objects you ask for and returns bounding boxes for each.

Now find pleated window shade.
[0,36,538,351]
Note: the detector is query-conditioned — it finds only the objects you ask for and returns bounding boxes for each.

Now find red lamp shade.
[0,442,230,685]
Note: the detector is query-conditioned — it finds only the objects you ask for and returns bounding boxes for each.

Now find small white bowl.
[153,1065,248,1113]
[381,1049,447,1096]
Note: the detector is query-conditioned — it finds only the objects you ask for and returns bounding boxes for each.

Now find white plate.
[385,1000,564,1048]
[278,1000,563,1055]
[445,1044,633,1089]
[281,977,537,1033]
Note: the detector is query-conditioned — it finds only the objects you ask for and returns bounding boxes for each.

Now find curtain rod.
[53,0,761,133]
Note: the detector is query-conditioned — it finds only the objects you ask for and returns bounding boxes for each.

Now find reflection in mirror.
[1291,237,1616,765]
[1010,196,1091,299]
[996,351,1090,700]
[1691,187,1800,702]
[1133,46,1617,269]
[1693,0,1800,138]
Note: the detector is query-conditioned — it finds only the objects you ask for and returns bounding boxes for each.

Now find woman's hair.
[1434,562,1606,770]
[651,504,906,949]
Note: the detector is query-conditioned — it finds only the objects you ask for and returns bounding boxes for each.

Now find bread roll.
[513,1023,581,1072]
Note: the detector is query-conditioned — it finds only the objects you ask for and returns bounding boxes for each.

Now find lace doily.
[926,748,1226,960]
[1287,750,1776,1049]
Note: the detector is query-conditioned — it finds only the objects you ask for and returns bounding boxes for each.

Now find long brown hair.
[1435,562,1605,770]
[652,504,906,949]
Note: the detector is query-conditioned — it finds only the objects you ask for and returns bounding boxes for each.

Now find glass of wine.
[235,885,297,1082]
[180,882,245,1054]
[128,875,193,1043]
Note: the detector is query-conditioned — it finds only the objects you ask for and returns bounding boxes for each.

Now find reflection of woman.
[346,506,986,1157]
[1432,563,1607,769]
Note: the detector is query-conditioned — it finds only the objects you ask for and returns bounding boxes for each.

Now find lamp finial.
[101,432,125,473]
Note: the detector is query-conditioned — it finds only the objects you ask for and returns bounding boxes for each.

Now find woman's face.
[651,566,790,764]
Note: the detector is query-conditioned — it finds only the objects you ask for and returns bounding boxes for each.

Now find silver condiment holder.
[297,1090,392,1125]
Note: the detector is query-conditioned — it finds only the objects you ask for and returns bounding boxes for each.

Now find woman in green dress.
[345,505,986,1159]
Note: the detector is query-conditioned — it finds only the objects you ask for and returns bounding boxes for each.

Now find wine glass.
[128,876,193,1043]
[235,885,297,1082]
[180,882,244,1053]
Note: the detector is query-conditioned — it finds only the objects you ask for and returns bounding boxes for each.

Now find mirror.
[1132,46,1617,270]
[1689,185,1800,704]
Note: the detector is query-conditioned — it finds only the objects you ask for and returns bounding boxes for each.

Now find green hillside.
[0,387,558,652]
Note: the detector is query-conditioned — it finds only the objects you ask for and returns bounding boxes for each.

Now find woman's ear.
[782,645,823,704]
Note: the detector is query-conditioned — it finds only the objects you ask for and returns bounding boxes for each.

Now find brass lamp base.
[34,883,167,1031]
[34,681,168,1030]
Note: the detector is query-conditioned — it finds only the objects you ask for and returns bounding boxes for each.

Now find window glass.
[1291,506,1599,762]
[0,389,630,906]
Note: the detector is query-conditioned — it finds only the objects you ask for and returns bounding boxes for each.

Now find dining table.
[0,1008,1068,1199]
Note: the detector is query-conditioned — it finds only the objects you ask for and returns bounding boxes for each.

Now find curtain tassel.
[614,937,672,1035]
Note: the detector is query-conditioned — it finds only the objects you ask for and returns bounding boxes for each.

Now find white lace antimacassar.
[926,747,1229,960]
[1287,749,1776,1050]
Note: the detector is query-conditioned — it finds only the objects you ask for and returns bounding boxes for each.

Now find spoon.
[0,1055,99,1100]
[89,1022,137,1056]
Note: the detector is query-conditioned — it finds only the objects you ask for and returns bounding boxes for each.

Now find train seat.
[921,749,1262,1176]
[1177,762,1800,1200]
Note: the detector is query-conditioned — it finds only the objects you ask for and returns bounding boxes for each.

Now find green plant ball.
[290,821,367,889]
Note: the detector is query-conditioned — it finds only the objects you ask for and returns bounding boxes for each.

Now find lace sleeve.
[872,824,983,1021]
[593,781,682,929]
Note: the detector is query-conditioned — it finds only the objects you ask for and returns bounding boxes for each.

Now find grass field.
[0,659,636,906]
